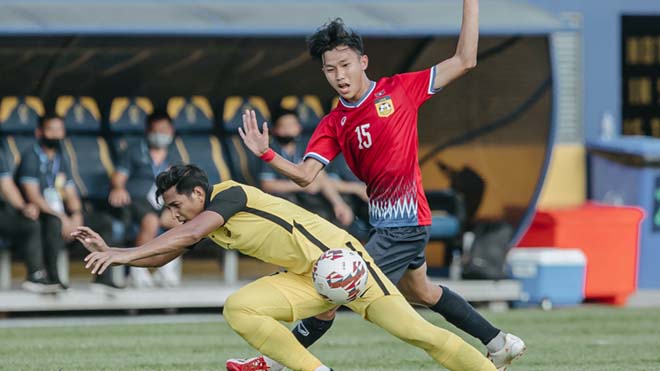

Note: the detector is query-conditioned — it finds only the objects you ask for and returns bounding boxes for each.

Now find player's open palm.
[238,109,270,156]
[71,226,110,253]
[85,250,129,275]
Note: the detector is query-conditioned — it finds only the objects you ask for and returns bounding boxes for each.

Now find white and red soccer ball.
[312,249,369,305]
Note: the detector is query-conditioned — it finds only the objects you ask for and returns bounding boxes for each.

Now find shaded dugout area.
[0,0,571,238]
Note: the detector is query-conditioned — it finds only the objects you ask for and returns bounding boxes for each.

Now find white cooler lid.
[508,248,587,266]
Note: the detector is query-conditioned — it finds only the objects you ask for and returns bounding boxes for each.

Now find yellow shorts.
[236,241,400,320]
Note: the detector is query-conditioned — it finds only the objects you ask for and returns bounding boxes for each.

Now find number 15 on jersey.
[355,123,372,149]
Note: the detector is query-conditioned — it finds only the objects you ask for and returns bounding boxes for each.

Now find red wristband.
[259,148,276,162]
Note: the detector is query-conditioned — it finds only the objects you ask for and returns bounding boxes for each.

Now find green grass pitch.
[1,306,659,370]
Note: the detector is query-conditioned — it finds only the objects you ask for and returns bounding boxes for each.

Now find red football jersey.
[304,66,440,228]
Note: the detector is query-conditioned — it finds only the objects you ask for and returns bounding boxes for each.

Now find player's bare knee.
[397,281,422,304]
[399,289,420,304]
[409,282,442,307]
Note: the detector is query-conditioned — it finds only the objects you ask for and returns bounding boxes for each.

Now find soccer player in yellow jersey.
[74,164,496,371]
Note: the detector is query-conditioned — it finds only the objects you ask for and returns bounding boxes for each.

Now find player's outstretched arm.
[239,109,324,187]
[82,211,224,275]
[74,226,182,269]
[432,0,479,90]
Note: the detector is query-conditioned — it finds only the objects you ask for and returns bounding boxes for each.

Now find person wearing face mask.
[109,110,183,288]
[259,108,354,227]
[15,115,83,290]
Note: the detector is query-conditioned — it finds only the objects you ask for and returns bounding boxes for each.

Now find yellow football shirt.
[205,180,357,275]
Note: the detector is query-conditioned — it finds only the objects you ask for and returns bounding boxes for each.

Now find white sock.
[263,356,284,371]
[486,331,507,353]
[314,366,332,371]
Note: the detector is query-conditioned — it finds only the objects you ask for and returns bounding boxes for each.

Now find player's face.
[163,186,206,223]
[322,46,369,102]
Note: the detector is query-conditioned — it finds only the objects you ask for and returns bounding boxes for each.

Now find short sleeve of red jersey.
[395,66,441,108]
[303,115,340,166]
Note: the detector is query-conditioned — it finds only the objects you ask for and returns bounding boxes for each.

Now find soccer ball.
[312,249,369,305]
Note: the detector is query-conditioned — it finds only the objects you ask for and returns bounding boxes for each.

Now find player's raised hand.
[71,226,110,253]
[238,109,270,157]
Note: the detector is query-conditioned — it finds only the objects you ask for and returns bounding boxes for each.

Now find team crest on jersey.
[375,96,394,117]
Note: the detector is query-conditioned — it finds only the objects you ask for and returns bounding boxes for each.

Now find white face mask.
[147,133,173,149]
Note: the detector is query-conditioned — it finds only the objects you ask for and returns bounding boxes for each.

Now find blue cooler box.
[508,248,586,308]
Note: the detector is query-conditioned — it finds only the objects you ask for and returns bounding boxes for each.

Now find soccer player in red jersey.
[231,1,526,370]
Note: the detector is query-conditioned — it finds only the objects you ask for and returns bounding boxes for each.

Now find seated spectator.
[108,110,183,287]
[0,150,59,293]
[16,114,116,290]
[259,108,353,227]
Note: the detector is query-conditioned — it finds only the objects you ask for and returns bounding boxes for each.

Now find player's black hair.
[38,113,64,129]
[155,164,209,202]
[307,18,364,61]
[146,109,172,131]
[271,107,299,128]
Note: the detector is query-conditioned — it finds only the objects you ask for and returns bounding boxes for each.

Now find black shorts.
[364,226,431,285]
[129,198,161,224]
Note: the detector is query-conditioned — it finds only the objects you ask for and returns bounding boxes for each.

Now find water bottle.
[449,249,462,281]
[600,111,615,140]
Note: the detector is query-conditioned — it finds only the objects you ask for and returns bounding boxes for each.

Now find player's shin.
[432,285,501,347]
[223,297,325,371]
[293,315,335,347]
[252,316,335,371]
[365,295,497,371]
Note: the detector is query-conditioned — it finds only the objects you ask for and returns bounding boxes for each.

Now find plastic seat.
[167,96,232,184]
[56,96,114,201]
[280,95,325,132]
[222,96,271,186]
[0,96,44,169]
[108,97,154,159]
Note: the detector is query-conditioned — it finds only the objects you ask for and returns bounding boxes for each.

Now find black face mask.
[275,135,298,145]
[40,138,61,149]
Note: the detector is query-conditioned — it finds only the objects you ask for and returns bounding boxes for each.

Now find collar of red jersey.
[339,81,376,109]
